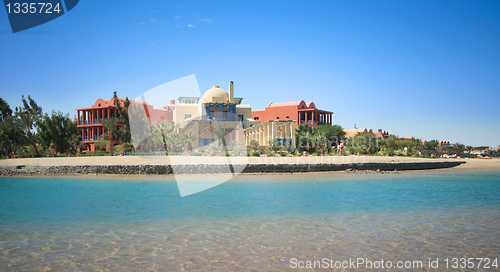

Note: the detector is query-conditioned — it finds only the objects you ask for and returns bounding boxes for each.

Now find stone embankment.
[0,161,465,176]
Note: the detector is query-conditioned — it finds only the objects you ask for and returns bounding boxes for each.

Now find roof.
[201,86,229,103]
[344,128,373,138]
[267,101,303,108]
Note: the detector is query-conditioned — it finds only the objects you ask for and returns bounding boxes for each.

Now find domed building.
[200,86,229,103]
[173,81,260,148]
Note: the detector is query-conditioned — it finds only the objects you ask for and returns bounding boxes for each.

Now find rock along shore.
[0,161,465,176]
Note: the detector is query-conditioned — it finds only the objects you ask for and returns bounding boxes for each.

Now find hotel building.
[76,97,171,151]
[177,82,260,148]
[251,100,333,126]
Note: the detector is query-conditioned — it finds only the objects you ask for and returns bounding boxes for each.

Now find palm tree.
[182,132,196,152]
[16,95,42,157]
[153,121,175,152]
[211,122,227,149]
[100,118,119,156]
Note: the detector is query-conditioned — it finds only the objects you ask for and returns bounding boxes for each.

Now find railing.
[208,113,238,121]
[114,152,135,156]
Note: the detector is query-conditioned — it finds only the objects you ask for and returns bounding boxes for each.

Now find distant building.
[345,128,389,140]
[244,121,296,147]
[437,141,450,147]
[252,100,332,127]
[179,82,260,148]
[471,146,490,156]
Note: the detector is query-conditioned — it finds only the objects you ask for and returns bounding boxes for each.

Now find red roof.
[267,101,304,108]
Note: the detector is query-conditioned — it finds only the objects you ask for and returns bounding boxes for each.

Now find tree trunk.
[109,134,113,156]
[27,132,40,157]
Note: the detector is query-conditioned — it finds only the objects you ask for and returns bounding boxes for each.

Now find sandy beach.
[1,155,498,170]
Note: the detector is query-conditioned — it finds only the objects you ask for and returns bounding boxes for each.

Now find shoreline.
[1,156,498,177]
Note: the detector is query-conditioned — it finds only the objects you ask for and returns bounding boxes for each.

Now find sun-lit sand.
[1,155,498,170]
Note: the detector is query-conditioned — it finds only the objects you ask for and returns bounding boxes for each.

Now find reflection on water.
[1,170,499,271]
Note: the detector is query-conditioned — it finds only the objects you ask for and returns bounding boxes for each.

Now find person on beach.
[337,141,344,155]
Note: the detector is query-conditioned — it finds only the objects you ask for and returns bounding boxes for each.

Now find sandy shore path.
[1,156,499,170]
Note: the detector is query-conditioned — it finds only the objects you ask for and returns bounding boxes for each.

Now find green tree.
[454,143,466,153]
[0,98,13,124]
[37,111,80,154]
[94,141,108,151]
[315,124,346,151]
[113,91,132,143]
[100,117,119,156]
[16,95,43,157]
[295,123,346,154]
[0,99,24,158]
[346,133,379,154]
[423,140,439,151]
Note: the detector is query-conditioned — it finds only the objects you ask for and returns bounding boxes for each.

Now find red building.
[76,97,173,151]
[251,100,333,126]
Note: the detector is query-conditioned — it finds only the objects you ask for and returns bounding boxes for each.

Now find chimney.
[229,81,234,103]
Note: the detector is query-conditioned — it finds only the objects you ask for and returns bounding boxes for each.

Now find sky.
[0,0,499,147]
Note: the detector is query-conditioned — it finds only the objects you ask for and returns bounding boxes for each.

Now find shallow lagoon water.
[1,170,499,271]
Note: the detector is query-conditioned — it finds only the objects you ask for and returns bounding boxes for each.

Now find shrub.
[77,151,109,157]
[394,150,405,156]
[251,151,261,157]
[268,140,281,153]
[278,151,288,157]
[232,145,241,154]
[94,141,107,152]
[250,140,259,151]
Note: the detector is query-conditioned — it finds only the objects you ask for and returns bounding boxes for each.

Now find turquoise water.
[1,170,499,271]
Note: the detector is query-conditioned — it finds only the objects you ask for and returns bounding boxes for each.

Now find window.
[160,116,164,119]
[238,115,244,121]
[254,117,259,120]
[286,116,289,118]
[185,114,192,120]
[276,117,280,119]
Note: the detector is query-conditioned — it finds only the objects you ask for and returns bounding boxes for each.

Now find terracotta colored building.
[76,97,172,151]
[251,100,333,126]
[345,128,389,140]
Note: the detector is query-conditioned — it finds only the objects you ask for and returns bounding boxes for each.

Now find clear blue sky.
[1,0,499,147]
